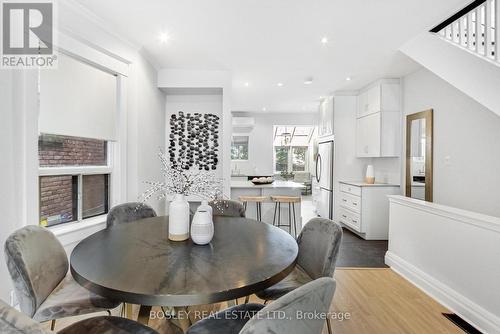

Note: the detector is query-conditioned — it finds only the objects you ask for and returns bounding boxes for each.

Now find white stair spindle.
[476,6,483,54]
[486,0,493,58]
[496,0,499,61]
[468,12,474,49]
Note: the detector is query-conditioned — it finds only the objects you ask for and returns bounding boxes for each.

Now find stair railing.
[431,0,499,64]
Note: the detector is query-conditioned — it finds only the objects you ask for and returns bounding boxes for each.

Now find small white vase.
[198,200,213,216]
[190,208,214,245]
[365,165,375,184]
[168,194,190,241]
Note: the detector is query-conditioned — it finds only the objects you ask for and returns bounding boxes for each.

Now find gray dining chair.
[187,277,336,334]
[255,217,343,333]
[208,200,246,218]
[106,202,157,228]
[0,299,158,334]
[4,226,120,330]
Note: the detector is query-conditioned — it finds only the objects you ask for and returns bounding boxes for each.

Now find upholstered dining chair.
[0,299,158,334]
[4,226,120,330]
[187,277,336,334]
[106,202,157,228]
[255,217,343,334]
[208,200,246,218]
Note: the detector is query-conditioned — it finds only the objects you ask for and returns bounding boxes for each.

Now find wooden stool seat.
[271,195,300,237]
[271,195,301,203]
[239,196,268,221]
[239,196,268,203]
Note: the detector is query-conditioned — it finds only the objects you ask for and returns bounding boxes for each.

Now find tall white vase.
[365,165,375,184]
[168,194,190,241]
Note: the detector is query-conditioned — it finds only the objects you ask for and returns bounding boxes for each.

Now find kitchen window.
[273,126,315,173]
[231,135,249,161]
[38,134,111,227]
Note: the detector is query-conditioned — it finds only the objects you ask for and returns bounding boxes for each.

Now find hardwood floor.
[43,269,463,334]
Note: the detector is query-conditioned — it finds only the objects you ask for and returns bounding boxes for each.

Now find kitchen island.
[231,180,304,233]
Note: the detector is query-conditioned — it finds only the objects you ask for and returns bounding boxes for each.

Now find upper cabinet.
[356,80,401,158]
[318,96,334,138]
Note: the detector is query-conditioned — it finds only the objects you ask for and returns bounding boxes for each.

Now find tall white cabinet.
[356,80,401,157]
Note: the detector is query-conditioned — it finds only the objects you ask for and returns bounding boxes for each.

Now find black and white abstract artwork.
[168,111,220,171]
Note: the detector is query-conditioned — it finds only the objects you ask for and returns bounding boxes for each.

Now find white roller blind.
[39,54,117,141]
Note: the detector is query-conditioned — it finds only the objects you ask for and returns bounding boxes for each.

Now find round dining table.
[70,215,298,331]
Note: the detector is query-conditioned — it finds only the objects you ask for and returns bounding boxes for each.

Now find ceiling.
[75,0,467,113]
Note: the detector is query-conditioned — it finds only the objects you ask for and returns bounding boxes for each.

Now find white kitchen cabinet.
[355,80,401,157]
[338,181,400,240]
[318,96,334,138]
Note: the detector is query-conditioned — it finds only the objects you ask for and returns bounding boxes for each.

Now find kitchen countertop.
[340,181,400,187]
[231,180,305,189]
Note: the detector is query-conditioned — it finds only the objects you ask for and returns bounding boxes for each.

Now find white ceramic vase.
[365,165,375,184]
[168,194,190,241]
[190,206,214,245]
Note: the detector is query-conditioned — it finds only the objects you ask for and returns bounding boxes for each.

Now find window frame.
[230,134,250,162]
[39,140,114,226]
[273,145,309,174]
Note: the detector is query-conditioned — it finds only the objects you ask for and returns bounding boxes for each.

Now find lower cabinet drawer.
[339,183,361,196]
[339,191,361,213]
[338,208,362,232]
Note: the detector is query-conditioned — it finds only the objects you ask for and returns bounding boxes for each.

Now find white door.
[317,141,333,191]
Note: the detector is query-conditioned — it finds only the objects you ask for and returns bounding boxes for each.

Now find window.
[38,134,111,227]
[273,126,316,173]
[231,135,249,161]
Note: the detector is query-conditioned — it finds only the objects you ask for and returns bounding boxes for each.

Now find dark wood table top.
[70,216,298,306]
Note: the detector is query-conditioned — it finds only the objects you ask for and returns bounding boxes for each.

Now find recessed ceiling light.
[244,82,250,87]
[346,76,352,81]
[262,107,267,111]
[321,36,328,44]
[277,82,283,87]
[159,32,170,44]
[304,77,313,85]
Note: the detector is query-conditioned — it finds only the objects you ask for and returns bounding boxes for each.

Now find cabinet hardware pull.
[342,199,347,202]
[342,215,347,218]
[353,203,357,206]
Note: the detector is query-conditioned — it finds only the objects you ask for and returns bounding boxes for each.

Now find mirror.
[406,109,433,202]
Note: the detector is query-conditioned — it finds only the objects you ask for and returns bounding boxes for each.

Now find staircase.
[400,0,500,116]
[431,0,499,64]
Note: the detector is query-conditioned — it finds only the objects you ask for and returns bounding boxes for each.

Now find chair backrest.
[297,218,343,279]
[0,299,52,334]
[240,277,336,334]
[106,202,157,228]
[4,226,68,317]
[208,200,246,218]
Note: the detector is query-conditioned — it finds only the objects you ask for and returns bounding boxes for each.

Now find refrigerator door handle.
[315,154,322,183]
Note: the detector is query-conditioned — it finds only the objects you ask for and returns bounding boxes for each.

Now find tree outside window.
[231,135,249,161]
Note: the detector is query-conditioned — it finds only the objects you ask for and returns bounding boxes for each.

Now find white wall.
[386,196,500,333]
[231,112,318,176]
[402,68,500,217]
[127,53,166,215]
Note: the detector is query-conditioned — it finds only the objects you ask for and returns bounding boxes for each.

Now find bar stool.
[271,195,301,237]
[239,196,268,221]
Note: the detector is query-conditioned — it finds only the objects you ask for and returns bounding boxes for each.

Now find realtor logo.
[1,0,57,68]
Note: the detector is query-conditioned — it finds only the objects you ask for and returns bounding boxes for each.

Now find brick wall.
[39,134,107,167]
[39,175,75,223]
[39,134,108,224]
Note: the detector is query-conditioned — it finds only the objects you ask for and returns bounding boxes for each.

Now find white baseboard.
[385,251,500,334]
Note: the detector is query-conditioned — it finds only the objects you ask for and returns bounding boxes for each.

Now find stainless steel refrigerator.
[314,140,334,219]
